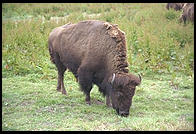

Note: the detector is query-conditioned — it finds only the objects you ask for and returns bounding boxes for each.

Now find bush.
[165,10,179,20]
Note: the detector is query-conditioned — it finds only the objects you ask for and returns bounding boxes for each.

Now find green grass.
[2,72,194,130]
[2,3,194,130]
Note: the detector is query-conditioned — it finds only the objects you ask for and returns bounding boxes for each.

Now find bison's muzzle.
[116,108,129,117]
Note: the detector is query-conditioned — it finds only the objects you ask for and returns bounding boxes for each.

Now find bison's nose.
[119,111,129,117]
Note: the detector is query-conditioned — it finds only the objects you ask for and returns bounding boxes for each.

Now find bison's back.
[49,20,116,74]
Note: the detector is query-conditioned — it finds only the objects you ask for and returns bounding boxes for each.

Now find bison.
[48,20,141,117]
[166,3,185,11]
[179,3,194,24]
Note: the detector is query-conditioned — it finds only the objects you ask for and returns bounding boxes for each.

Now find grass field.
[2,3,194,131]
[2,72,194,130]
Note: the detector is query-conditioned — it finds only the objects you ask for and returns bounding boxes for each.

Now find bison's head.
[109,73,141,117]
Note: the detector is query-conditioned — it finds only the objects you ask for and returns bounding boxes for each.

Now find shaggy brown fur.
[166,3,185,11]
[48,20,141,117]
[179,3,194,24]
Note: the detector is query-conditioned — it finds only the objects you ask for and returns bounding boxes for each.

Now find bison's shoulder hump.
[103,22,125,42]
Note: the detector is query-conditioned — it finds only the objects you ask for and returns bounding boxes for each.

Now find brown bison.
[166,3,185,11]
[179,3,194,24]
[48,20,141,117]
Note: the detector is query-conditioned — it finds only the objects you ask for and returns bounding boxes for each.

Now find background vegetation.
[2,3,194,130]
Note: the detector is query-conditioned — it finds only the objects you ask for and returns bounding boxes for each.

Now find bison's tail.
[48,41,56,64]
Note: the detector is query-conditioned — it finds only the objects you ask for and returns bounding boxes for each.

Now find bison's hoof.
[106,103,112,108]
[57,88,61,92]
[86,101,91,105]
[62,90,67,95]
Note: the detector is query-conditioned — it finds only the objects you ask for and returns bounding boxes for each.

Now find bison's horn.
[138,74,142,83]
[111,73,116,85]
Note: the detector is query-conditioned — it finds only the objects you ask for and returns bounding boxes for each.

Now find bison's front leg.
[78,66,93,105]
[85,92,91,105]
[106,95,112,107]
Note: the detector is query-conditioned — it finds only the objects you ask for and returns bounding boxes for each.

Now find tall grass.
[2,3,194,77]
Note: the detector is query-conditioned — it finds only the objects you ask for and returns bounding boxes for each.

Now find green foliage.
[165,10,179,20]
[2,3,194,77]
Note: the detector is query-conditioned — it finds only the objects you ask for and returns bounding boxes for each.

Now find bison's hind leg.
[54,53,67,95]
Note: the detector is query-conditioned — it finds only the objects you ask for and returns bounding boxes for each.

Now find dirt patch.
[20,100,34,106]
[118,128,132,131]
[136,112,145,117]
[93,123,110,130]
[36,104,66,114]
